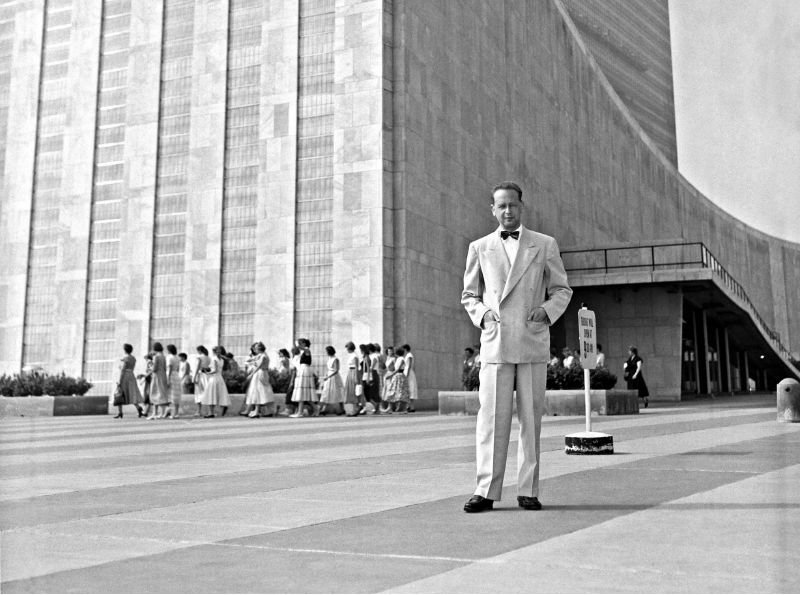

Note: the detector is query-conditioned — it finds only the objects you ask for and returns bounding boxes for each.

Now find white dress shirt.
[500,226,521,266]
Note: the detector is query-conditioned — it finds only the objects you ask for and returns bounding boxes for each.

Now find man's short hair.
[491,181,523,203]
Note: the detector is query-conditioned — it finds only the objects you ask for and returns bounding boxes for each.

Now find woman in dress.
[178,352,193,395]
[624,345,650,408]
[165,344,181,419]
[360,344,381,414]
[202,345,231,418]
[243,342,275,418]
[193,345,211,417]
[342,341,361,417]
[402,343,418,412]
[384,346,410,412]
[113,343,144,419]
[148,342,170,420]
[379,346,396,413]
[319,345,345,415]
[290,338,318,418]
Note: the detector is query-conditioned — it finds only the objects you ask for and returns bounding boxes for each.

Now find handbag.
[112,384,124,406]
[355,383,364,397]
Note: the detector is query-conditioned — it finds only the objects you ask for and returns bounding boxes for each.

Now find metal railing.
[561,242,792,362]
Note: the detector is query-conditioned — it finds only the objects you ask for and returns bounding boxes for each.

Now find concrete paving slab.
[1,394,797,593]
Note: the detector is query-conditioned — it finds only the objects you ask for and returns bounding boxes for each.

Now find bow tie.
[500,230,520,240]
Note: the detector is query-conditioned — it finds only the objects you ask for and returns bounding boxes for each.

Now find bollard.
[777,378,800,423]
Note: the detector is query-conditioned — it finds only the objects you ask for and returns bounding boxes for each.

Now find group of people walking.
[112,338,419,419]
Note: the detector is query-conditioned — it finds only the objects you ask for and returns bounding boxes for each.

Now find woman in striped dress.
[342,341,360,416]
[290,338,318,418]
[148,342,170,420]
[166,344,182,419]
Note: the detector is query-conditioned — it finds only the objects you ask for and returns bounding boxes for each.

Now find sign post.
[565,306,614,455]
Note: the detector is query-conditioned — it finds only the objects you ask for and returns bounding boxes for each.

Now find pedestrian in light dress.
[243,342,275,418]
[342,341,361,417]
[113,343,144,419]
[402,343,418,412]
[193,346,211,417]
[379,346,396,412]
[290,338,318,418]
[178,353,193,394]
[384,346,411,412]
[202,346,231,418]
[148,342,170,419]
[165,344,181,419]
[320,345,345,415]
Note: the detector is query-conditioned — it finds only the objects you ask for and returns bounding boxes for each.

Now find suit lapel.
[486,231,511,286]
[501,227,540,302]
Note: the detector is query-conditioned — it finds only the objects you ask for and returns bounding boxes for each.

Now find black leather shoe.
[463,495,494,513]
[517,496,542,510]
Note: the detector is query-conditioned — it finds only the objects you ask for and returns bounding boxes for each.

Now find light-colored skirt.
[150,372,170,406]
[168,371,181,405]
[202,374,231,407]
[343,368,360,404]
[292,364,317,402]
[245,369,275,405]
[320,373,344,403]
[406,368,418,400]
[384,372,410,403]
[194,374,206,404]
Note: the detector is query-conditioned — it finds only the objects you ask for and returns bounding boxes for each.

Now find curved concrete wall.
[391,0,800,395]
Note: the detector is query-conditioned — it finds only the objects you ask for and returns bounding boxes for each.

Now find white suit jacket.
[461,226,572,364]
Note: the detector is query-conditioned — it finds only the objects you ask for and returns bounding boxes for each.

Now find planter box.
[0,395,107,418]
[438,389,639,416]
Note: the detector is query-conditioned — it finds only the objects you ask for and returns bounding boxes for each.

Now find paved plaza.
[1,394,799,593]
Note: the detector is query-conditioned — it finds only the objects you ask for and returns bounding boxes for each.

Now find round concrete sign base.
[565,431,614,455]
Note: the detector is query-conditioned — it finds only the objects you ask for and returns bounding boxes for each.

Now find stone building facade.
[1,0,798,400]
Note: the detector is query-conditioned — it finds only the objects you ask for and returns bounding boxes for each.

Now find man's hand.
[482,310,500,327]
[527,307,549,323]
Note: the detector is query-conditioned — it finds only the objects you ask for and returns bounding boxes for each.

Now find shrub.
[546,363,617,390]
[222,369,250,394]
[0,371,93,396]
[269,368,293,393]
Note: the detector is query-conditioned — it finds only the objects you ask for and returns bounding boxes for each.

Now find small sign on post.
[565,305,614,455]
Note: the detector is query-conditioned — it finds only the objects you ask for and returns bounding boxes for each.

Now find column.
[743,351,750,392]
[116,0,162,362]
[723,328,732,395]
[701,310,711,395]
[182,0,229,345]
[330,0,389,348]
[714,327,723,394]
[255,0,299,351]
[0,1,44,373]
[691,310,701,395]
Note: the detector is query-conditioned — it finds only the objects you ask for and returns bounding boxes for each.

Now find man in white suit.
[461,181,572,512]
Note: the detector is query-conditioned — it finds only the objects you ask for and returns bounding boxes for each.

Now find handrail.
[561,242,792,362]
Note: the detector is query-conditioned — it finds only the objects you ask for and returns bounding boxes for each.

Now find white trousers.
[474,362,546,501]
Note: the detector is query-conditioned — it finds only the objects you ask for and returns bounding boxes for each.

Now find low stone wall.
[0,395,110,417]
[0,392,440,417]
[438,390,639,416]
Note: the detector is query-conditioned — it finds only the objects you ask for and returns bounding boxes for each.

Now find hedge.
[0,372,93,397]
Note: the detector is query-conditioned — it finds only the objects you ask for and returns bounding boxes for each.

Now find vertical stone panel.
[116,0,162,365]
[0,1,43,373]
[255,0,298,353]
[182,0,228,347]
[330,0,387,351]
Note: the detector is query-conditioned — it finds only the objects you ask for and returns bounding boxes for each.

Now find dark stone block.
[53,396,110,416]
